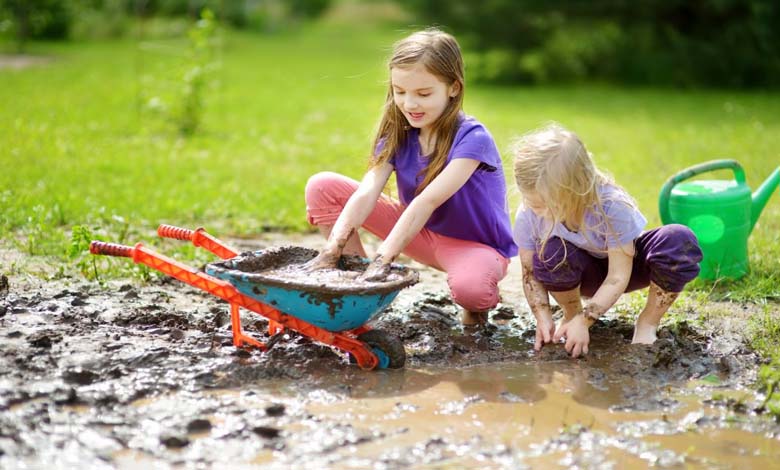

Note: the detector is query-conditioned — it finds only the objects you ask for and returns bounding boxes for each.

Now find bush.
[401,0,780,88]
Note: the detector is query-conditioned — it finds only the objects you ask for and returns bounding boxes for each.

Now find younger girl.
[512,124,702,357]
[304,28,517,324]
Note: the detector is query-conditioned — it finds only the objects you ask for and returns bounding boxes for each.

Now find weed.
[178,8,218,136]
[69,225,100,281]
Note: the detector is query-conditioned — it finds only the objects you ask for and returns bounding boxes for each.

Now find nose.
[404,95,418,110]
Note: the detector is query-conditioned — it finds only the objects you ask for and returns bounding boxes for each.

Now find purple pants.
[533,224,702,295]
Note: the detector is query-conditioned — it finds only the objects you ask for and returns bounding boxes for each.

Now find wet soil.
[0,233,778,469]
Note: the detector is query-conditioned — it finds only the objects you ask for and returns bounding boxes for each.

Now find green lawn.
[1,23,779,300]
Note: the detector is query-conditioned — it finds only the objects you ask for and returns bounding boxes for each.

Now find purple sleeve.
[603,199,647,247]
[374,137,390,165]
[512,208,537,251]
[449,125,500,170]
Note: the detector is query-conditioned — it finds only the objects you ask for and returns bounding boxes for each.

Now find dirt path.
[0,233,777,468]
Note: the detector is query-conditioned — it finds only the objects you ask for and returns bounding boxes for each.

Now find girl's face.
[523,191,551,219]
[391,63,459,135]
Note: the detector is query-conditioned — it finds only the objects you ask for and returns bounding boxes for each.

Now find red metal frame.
[90,226,380,370]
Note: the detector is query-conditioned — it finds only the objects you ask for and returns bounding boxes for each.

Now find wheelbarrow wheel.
[357,329,406,369]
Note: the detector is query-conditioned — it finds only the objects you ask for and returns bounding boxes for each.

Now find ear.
[448,81,462,98]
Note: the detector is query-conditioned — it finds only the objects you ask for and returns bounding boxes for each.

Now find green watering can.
[659,159,780,280]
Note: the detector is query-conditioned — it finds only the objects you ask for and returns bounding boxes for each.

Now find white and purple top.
[387,115,517,259]
[513,184,647,259]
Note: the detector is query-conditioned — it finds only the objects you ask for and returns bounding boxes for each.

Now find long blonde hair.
[513,123,636,256]
[370,28,465,195]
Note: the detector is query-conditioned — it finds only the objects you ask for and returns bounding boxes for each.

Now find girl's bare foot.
[632,322,658,344]
[461,309,488,326]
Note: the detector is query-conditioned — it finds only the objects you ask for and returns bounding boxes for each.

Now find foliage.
[0,0,336,43]
[759,360,780,418]
[179,8,218,136]
[138,8,219,136]
[746,305,780,417]
[69,225,100,280]
[401,0,780,87]
[0,0,71,51]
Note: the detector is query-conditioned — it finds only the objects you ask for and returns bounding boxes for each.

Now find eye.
[418,93,431,97]
[394,90,405,95]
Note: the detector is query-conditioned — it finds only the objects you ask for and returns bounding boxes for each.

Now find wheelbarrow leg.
[269,320,284,336]
[230,303,266,349]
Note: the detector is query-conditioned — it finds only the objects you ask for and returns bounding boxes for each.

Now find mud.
[0,235,778,469]
[207,245,418,294]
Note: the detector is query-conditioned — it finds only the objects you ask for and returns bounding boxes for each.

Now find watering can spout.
[750,166,780,233]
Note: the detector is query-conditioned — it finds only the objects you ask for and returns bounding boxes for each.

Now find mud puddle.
[0,234,778,469]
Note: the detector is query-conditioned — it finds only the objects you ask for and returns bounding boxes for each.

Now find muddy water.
[1,236,779,469]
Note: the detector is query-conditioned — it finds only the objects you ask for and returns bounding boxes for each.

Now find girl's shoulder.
[597,183,636,208]
[454,114,497,144]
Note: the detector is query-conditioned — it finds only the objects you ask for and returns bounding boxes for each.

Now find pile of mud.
[206,245,419,293]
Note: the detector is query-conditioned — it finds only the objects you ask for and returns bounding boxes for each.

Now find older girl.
[304,29,517,324]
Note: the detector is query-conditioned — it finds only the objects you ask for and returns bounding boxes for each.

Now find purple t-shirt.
[513,184,647,259]
[388,115,517,258]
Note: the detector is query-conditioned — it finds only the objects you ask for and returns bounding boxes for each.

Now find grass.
[1,21,780,301]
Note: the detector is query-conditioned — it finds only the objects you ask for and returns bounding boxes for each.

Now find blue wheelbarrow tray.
[205,246,419,332]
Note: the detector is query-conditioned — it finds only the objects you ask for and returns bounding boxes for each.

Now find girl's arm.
[362,158,480,279]
[308,163,394,268]
[519,248,556,350]
[553,242,634,358]
[582,243,634,319]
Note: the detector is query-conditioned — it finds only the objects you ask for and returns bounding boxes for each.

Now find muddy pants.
[532,225,702,295]
[305,171,509,312]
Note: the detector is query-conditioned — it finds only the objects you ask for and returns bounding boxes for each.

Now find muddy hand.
[302,250,340,272]
[360,255,392,282]
[554,316,590,358]
[535,314,556,351]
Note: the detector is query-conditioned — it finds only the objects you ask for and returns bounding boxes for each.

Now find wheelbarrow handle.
[157,224,196,240]
[89,241,134,258]
[157,224,238,259]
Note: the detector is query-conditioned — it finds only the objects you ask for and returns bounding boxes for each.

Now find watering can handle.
[658,159,745,225]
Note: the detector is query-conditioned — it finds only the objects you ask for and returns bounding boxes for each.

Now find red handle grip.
[157,224,195,240]
[89,241,133,258]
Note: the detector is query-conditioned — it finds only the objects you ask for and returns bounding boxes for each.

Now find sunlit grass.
[1,23,779,301]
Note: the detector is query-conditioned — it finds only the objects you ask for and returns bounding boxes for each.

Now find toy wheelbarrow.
[89,225,418,370]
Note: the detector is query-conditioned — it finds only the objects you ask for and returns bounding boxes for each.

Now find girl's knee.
[647,224,703,290]
[534,237,567,270]
[305,172,355,226]
[448,272,500,312]
[531,238,582,291]
[305,171,344,205]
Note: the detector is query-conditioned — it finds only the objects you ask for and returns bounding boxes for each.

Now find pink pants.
[305,172,509,312]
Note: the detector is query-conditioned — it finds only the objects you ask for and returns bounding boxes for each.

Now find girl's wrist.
[533,307,553,321]
[579,305,600,326]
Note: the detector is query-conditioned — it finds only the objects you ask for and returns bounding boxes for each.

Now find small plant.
[69,225,100,281]
[177,8,218,136]
[138,8,219,137]
[758,358,780,418]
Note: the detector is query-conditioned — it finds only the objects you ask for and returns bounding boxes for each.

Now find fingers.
[535,326,553,351]
[553,325,565,343]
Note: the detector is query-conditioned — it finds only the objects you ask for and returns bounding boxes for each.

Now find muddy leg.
[633,281,679,344]
[549,286,583,324]
[317,224,367,257]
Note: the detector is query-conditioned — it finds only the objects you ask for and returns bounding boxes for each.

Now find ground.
[0,233,778,468]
